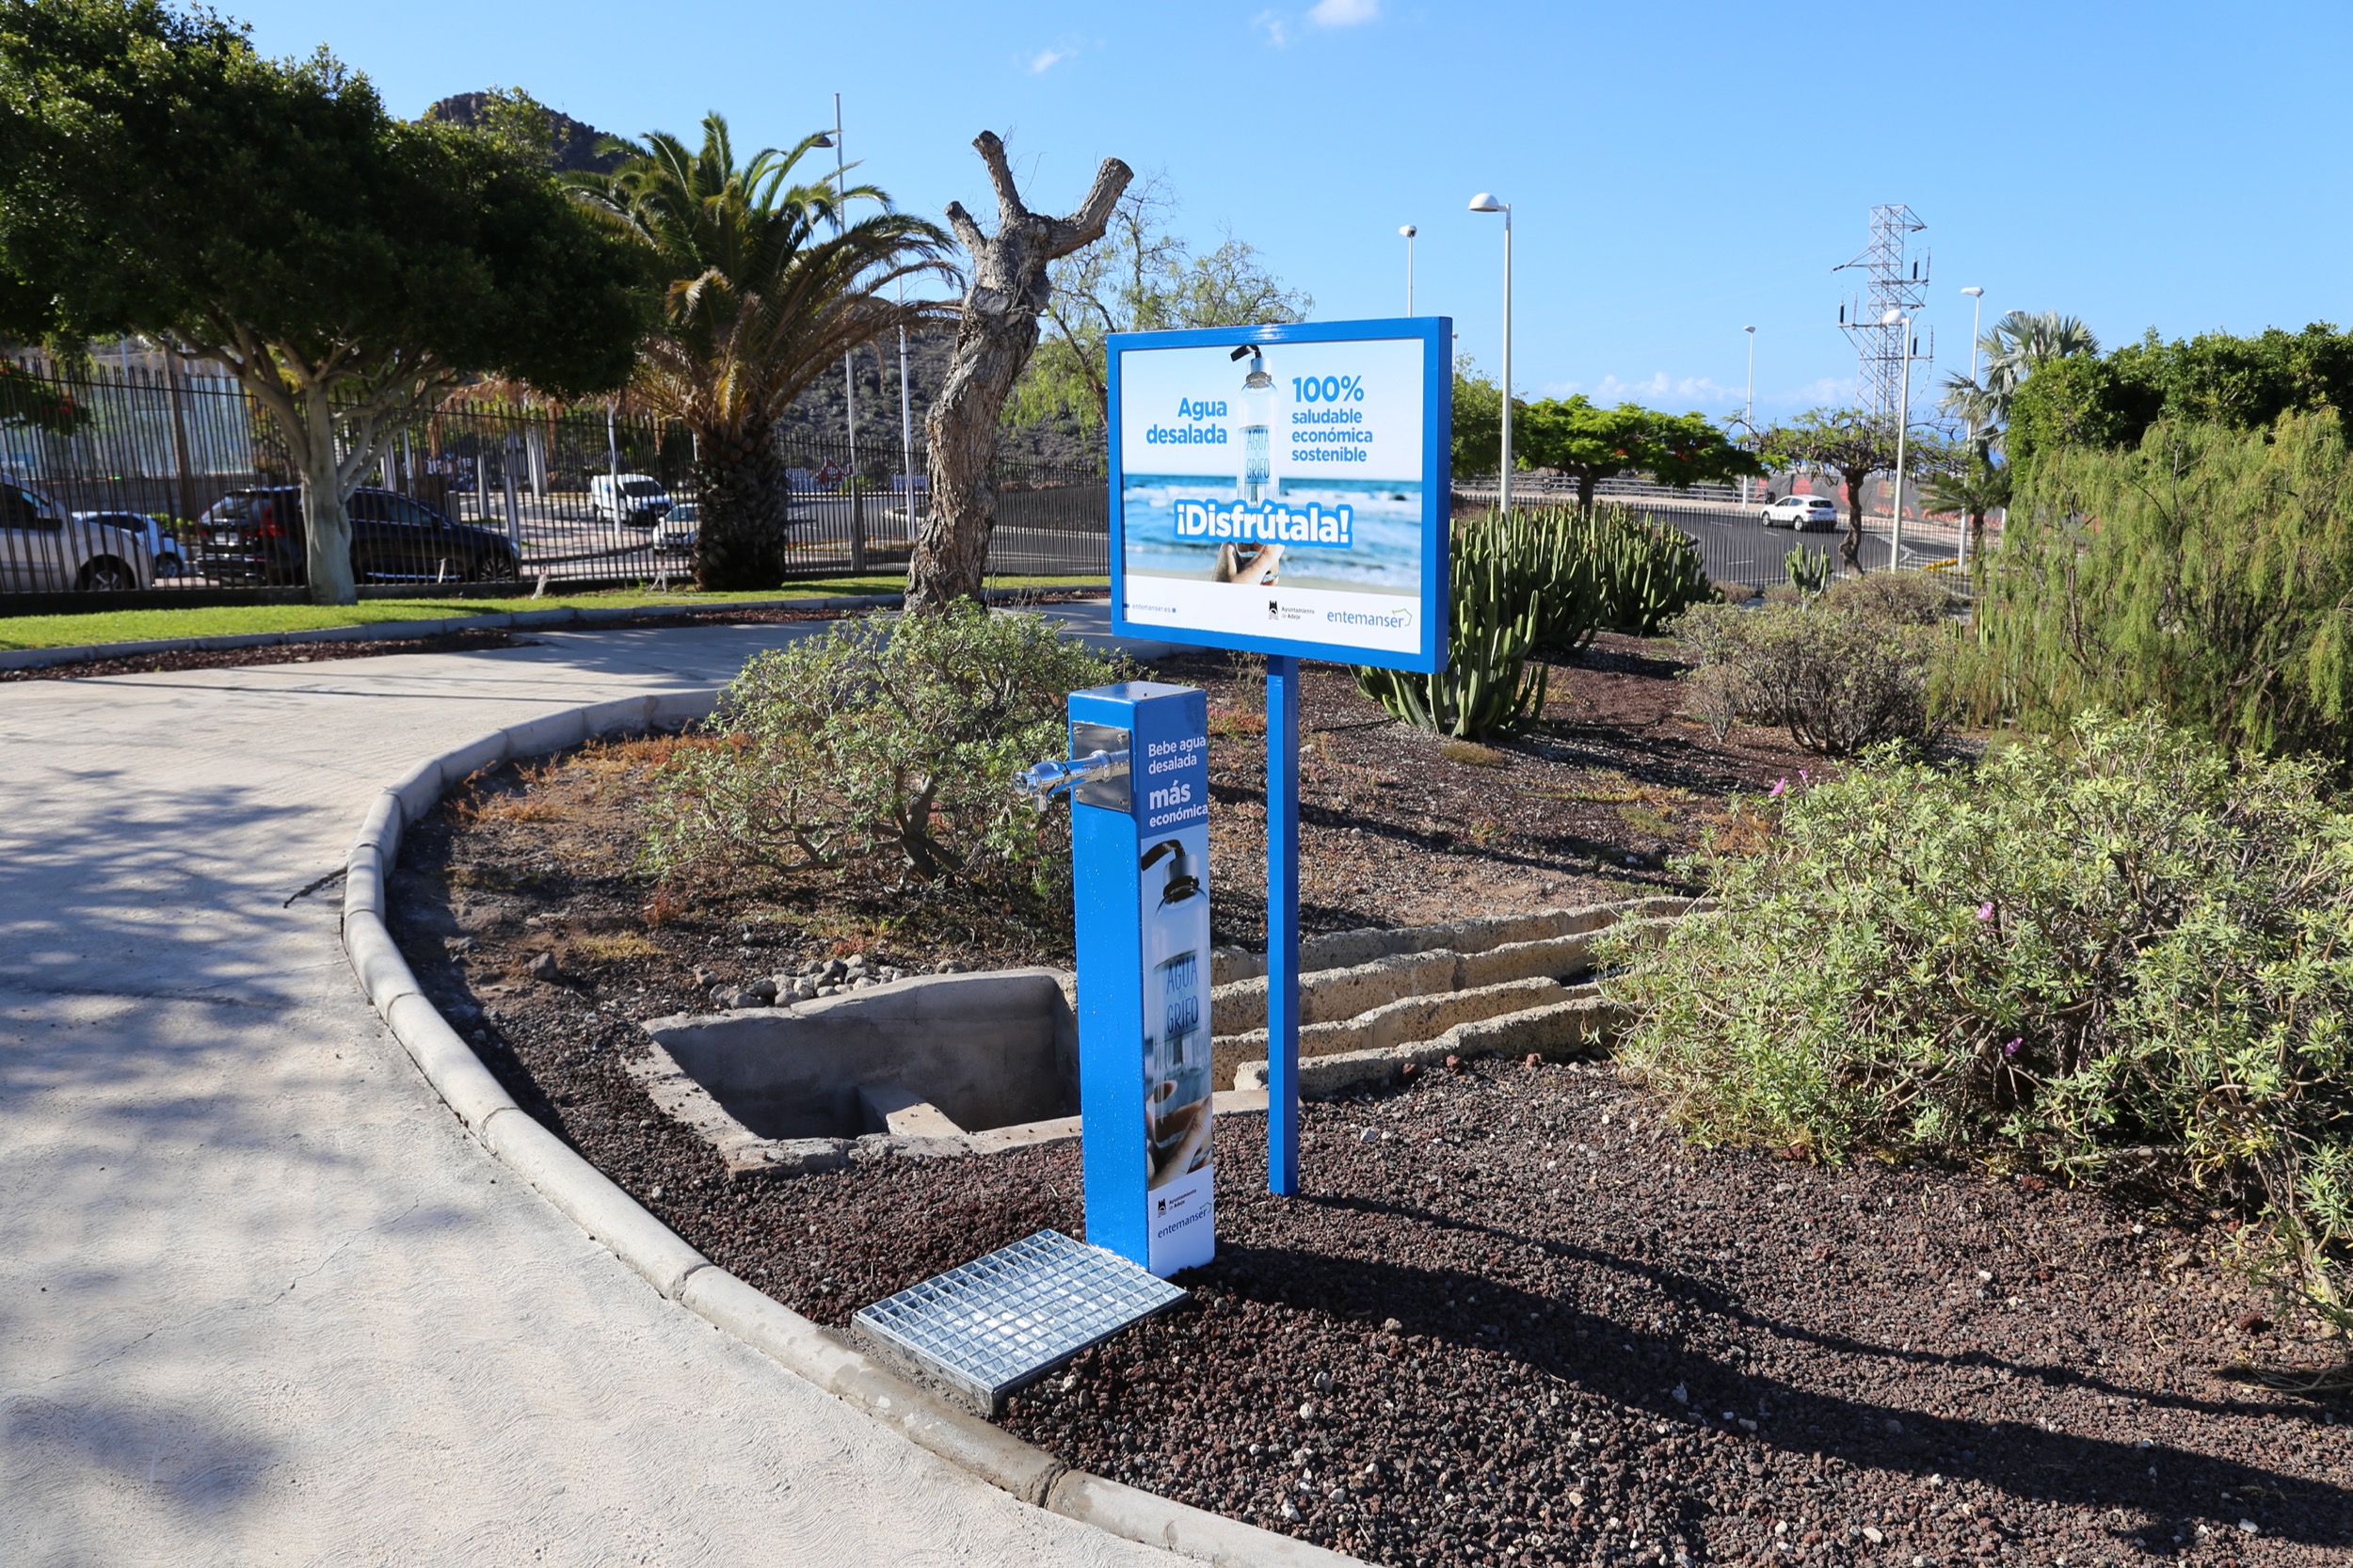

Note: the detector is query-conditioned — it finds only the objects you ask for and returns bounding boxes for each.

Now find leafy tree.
[2001,321,2353,469]
[1450,355,1509,478]
[0,359,88,434]
[0,0,645,603]
[1516,395,1761,509]
[1011,173,1308,435]
[1759,408,1897,571]
[2002,353,2153,469]
[567,116,949,590]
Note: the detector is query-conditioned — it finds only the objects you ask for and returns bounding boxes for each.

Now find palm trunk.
[693,420,791,591]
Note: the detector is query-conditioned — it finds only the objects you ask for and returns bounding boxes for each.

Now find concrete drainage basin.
[633,968,1081,1174]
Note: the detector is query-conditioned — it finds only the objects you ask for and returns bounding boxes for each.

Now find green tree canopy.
[2006,321,2353,469]
[1760,408,1896,570]
[1450,355,1509,478]
[1504,395,1760,509]
[1009,173,1308,435]
[0,0,645,602]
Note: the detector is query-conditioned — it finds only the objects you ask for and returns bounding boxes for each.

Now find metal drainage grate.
[853,1229,1186,1413]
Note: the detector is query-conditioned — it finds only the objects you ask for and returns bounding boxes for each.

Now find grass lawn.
[0,575,1109,651]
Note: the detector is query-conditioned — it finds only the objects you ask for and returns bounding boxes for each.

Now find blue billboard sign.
[1109,318,1453,675]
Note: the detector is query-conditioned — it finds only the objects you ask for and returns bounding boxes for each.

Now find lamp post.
[1400,225,1417,315]
[1959,285,1985,573]
[1468,193,1511,511]
[1742,325,1756,504]
[815,96,862,568]
[1881,308,1913,572]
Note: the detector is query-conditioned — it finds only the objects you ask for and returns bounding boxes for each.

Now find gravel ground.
[381,628,2348,1564]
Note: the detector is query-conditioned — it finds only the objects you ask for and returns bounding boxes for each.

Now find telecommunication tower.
[1835,204,1933,428]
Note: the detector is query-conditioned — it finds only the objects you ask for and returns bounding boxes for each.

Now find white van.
[588,472,673,529]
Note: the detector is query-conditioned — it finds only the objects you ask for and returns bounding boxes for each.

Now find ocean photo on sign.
[1121,474,1423,596]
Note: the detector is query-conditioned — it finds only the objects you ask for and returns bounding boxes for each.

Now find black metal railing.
[0,359,1109,600]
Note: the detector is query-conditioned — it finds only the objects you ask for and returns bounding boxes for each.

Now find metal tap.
[1015,747,1129,810]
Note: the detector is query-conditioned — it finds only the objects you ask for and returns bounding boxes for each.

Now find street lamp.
[1468,193,1512,510]
[1881,308,1914,572]
[1959,286,1985,573]
[1400,225,1417,315]
[1742,325,1756,504]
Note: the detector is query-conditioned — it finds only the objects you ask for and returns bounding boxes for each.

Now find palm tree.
[1939,310,2101,446]
[1923,452,2011,566]
[568,115,951,589]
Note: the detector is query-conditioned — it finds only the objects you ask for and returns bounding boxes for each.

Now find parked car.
[1759,494,1840,531]
[1,478,153,591]
[653,501,698,556]
[74,510,184,578]
[588,472,673,529]
[195,487,520,586]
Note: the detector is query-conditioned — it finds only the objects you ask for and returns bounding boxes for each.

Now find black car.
[196,487,520,586]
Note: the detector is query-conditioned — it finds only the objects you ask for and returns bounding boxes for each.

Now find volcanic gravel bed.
[380,623,2345,1563]
[416,1027,2348,1566]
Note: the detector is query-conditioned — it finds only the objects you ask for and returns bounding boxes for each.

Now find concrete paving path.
[0,610,1183,1567]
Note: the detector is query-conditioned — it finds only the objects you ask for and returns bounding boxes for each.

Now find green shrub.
[643,604,1121,903]
[1672,571,1947,755]
[1604,712,2353,1345]
[1950,410,2353,765]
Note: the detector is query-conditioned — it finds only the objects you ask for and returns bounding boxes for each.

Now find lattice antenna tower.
[1835,204,1934,428]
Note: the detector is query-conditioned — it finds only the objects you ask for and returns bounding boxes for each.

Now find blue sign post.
[1107,318,1452,1199]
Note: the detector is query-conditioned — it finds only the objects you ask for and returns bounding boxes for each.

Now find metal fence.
[1449,483,1969,591]
[0,359,1109,600]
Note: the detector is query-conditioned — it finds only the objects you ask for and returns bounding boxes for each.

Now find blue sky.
[235,0,2351,421]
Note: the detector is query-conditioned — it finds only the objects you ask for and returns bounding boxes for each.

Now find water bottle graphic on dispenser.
[1141,834,1212,1193]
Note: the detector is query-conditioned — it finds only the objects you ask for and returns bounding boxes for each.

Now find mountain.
[423,92,623,175]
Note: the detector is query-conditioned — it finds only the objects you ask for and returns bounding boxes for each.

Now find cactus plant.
[1354,514,1549,739]
[1786,543,1833,596]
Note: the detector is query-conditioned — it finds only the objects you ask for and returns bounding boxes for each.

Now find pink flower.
[2003,1037,2023,1058]
[1769,777,1787,797]
[1977,903,1995,921]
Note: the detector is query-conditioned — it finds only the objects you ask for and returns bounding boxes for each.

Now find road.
[0,607,1183,1567]
[1621,501,1961,585]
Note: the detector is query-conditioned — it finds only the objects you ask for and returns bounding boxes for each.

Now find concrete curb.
[338,690,1363,1568]
[1,584,1110,672]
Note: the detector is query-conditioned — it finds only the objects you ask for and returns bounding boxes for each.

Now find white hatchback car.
[2,478,154,590]
[1759,494,1840,531]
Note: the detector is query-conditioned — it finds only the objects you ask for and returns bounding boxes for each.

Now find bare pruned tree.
[906,132,1130,610]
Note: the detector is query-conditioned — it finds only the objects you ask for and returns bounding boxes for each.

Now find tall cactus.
[1355,513,1549,738]
[1352,504,1710,737]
